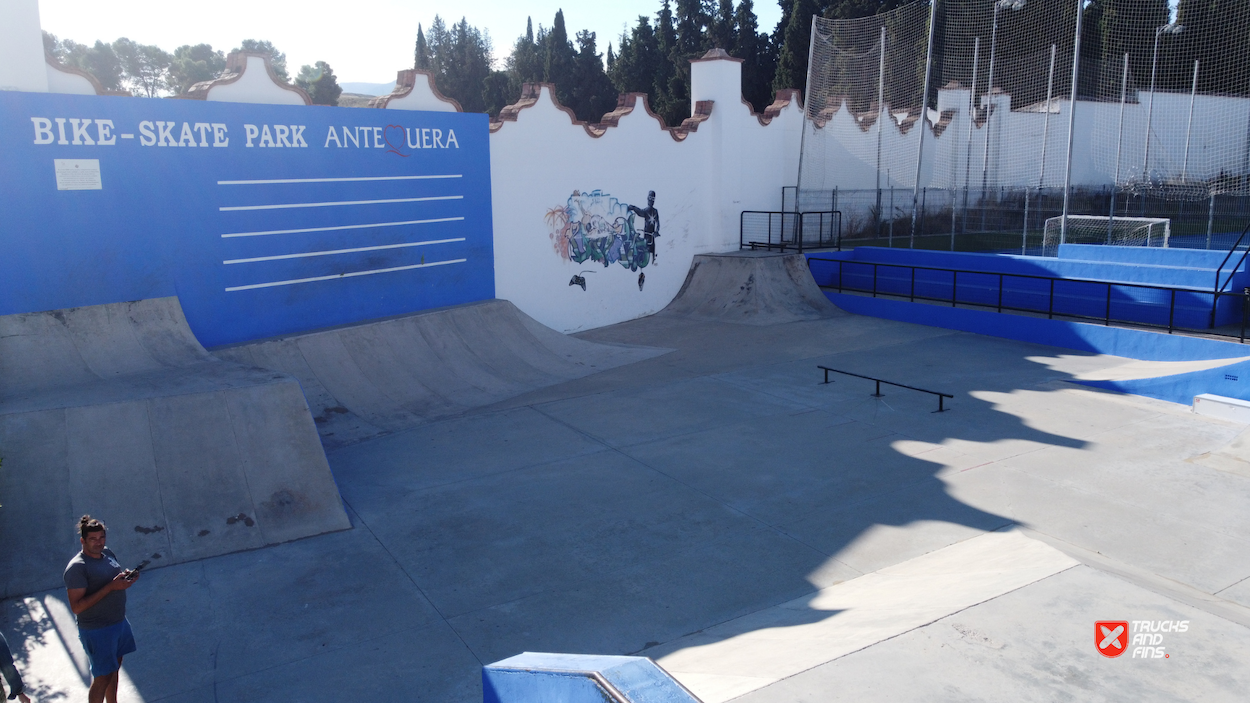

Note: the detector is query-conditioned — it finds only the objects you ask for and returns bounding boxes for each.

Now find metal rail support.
[819,366,953,413]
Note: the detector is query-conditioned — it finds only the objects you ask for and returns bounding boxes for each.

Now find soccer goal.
[1042,216,1170,257]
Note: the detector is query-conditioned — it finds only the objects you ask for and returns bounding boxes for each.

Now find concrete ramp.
[662,251,843,325]
[0,298,349,598]
[212,299,667,448]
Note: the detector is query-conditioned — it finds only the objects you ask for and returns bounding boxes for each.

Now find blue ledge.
[483,652,701,703]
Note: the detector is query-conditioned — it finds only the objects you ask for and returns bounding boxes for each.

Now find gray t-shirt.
[63,548,127,630]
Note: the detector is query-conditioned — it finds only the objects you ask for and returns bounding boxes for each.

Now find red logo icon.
[1097,621,1129,658]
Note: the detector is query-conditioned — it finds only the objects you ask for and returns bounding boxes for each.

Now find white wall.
[809,86,1250,193]
[46,62,98,95]
[485,57,802,334]
[0,0,49,92]
[377,70,460,112]
[205,56,308,105]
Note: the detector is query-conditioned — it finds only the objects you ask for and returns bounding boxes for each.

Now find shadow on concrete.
[3,307,1177,702]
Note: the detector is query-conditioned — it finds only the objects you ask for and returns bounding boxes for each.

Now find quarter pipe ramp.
[0,298,349,597]
[213,299,668,448]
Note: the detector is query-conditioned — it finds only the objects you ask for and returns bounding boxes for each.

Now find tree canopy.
[296,61,343,106]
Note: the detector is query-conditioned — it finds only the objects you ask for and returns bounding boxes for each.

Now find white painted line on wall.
[217,174,462,185]
[223,238,466,264]
[225,258,467,292]
[220,195,462,212]
[221,217,464,239]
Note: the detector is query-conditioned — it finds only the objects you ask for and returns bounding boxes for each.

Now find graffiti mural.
[546,190,660,274]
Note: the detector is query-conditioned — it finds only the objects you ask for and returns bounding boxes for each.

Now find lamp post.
[979,0,1026,231]
[1142,21,1184,178]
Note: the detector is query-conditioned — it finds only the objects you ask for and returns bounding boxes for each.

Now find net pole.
[795,19,817,225]
[1182,59,1199,182]
[1109,52,1128,244]
[876,25,886,238]
[961,38,980,239]
[980,7,1003,229]
[1060,0,1084,247]
[1028,43,1058,255]
[1143,25,1165,177]
[910,0,939,247]
[1207,194,1215,249]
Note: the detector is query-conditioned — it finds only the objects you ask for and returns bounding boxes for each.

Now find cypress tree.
[773,0,820,91]
[610,16,663,96]
[414,24,431,70]
[569,30,618,122]
[710,0,737,50]
[653,0,680,123]
[544,10,578,107]
[511,17,544,85]
[734,0,774,112]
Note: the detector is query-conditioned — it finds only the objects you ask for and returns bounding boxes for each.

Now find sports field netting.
[797,0,1250,254]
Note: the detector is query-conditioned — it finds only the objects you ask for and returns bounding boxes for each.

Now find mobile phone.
[125,565,142,580]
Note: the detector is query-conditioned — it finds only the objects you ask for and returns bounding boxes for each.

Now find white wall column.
[0,0,49,92]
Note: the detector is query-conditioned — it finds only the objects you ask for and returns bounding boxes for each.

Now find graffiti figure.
[627,191,661,262]
[548,190,659,278]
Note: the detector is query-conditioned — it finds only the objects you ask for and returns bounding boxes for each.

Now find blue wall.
[811,247,1246,328]
[826,293,1250,405]
[0,91,493,347]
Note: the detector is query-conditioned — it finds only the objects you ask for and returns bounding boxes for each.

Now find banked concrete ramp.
[213,299,668,448]
[0,298,349,597]
[663,250,843,324]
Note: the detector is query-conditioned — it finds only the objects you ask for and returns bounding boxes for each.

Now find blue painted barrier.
[811,246,1248,328]
[825,293,1250,405]
[483,653,700,703]
[0,91,494,347]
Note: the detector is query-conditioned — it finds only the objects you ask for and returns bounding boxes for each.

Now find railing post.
[951,270,958,307]
[1048,279,1055,319]
[911,267,916,302]
[1242,288,1248,343]
[1169,289,1175,333]
[873,263,878,298]
[998,273,1004,313]
[1105,283,1112,326]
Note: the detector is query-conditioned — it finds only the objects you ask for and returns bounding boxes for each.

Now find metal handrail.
[740,210,842,253]
[1210,220,1250,326]
[806,256,1250,342]
[1213,220,1250,295]
[818,366,953,412]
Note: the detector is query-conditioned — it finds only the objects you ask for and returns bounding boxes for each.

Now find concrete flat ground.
[5,308,1250,701]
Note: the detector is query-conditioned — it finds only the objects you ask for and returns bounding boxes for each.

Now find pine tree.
[236,39,288,81]
[296,61,343,106]
[169,44,225,94]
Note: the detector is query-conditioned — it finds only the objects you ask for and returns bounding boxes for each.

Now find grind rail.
[818,366,953,412]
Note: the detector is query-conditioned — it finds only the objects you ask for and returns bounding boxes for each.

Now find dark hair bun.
[78,515,106,537]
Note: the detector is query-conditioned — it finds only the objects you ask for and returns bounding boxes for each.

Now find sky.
[38,0,784,89]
